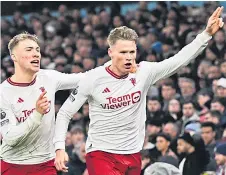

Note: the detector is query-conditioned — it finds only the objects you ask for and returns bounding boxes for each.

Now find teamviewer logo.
[131,91,141,104]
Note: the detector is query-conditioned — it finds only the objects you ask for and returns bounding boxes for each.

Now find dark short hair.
[148,96,161,102]
[211,97,226,106]
[162,82,176,89]
[201,122,216,132]
[157,132,171,142]
[208,110,222,119]
[182,99,194,107]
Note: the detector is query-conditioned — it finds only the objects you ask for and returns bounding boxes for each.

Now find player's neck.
[11,69,36,83]
[109,65,128,77]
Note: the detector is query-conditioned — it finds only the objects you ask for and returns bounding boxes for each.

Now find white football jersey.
[0,69,85,164]
[54,31,211,154]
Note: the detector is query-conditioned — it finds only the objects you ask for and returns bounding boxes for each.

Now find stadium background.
[1,1,226,175]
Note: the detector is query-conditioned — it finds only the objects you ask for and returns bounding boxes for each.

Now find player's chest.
[10,85,53,123]
[92,77,144,107]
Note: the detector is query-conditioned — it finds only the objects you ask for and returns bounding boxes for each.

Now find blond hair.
[8,32,39,55]
[107,26,138,47]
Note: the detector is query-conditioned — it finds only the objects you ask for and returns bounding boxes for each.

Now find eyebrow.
[25,46,40,49]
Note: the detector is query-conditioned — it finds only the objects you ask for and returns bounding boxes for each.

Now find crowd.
[1,1,226,175]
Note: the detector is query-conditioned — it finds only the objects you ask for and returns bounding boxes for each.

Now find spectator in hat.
[215,143,226,175]
[177,132,210,175]
[216,78,226,98]
[156,133,178,161]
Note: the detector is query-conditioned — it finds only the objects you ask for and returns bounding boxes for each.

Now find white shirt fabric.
[0,69,84,164]
[54,31,212,154]
[179,158,186,173]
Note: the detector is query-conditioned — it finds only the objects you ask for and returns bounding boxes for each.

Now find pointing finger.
[38,91,47,100]
[216,6,224,18]
[211,7,220,18]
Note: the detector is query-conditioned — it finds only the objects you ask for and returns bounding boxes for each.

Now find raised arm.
[0,91,49,147]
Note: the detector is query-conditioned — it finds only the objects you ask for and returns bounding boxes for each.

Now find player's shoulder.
[1,78,11,90]
[0,80,14,100]
[137,61,156,70]
[37,69,56,76]
[83,65,106,79]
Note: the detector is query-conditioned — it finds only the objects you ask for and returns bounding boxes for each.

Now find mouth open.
[30,60,40,67]
[124,63,132,69]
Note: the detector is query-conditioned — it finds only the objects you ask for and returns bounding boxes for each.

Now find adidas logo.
[102,88,110,93]
[17,98,24,103]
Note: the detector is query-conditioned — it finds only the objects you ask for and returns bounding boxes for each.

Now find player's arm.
[0,91,49,147]
[145,7,224,84]
[53,76,91,172]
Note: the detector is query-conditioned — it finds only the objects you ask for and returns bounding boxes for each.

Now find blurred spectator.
[143,131,155,150]
[201,122,217,158]
[141,149,152,175]
[219,60,226,78]
[64,142,87,175]
[215,143,226,175]
[211,98,226,126]
[161,82,178,112]
[196,89,212,117]
[164,98,183,124]
[146,97,165,124]
[177,133,210,175]
[181,100,199,133]
[163,122,180,154]
[178,77,196,102]
[215,78,226,98]
[156,133,178,161]
[210,30,226,59]
[146,119,162,144]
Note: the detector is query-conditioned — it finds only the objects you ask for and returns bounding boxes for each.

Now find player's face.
[108,39,137,75]
[12,39,41,74]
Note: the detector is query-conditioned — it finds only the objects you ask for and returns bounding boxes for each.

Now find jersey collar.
[7,77,36,87]
[105,66,128,79]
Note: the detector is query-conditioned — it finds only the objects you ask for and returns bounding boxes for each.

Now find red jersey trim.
[105,66,128,79]
[7,77,36,87]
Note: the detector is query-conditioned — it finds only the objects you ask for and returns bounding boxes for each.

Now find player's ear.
[108,47,113,58]
[11,54,17,62]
